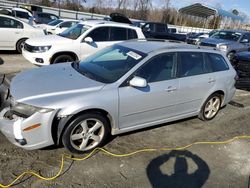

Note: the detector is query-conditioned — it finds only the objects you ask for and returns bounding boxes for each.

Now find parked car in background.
[33,12,58,24]
[22,20,145,65]
[0,40,236,153]
[197,30,218,41]
[231,51,250,90]
[36,19,79,35]
[141,22,187,41]
[0,7,32,23]
[199,30,250,60]
[0,14,46,53]
[186,32,205,45]
[131,19,147,28]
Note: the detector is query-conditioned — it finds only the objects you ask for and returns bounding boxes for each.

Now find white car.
[36,19,79,35]
[22,20,145,65]
[0,14,46,53]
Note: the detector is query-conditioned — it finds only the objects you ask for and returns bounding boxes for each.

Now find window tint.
[0,17,23,28]
[135,53,176,83]
[86,27,109,42]
[12,11,30,19]
[60,21,74,28]
[204,53,229,72]
[110,27,127,41]
[156,24,167,32]
[178,52,204,77]
[128,29,138,39]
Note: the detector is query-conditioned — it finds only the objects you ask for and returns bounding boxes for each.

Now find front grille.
[200,42,216,47]
[23,43,34,52]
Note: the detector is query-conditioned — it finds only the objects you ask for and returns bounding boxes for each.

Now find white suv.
[0,14,46,53]
[22,20,145,65]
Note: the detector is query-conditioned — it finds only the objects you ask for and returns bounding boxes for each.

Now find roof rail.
[129,38,184,43]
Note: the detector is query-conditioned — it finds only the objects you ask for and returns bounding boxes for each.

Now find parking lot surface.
[0,53,250,188]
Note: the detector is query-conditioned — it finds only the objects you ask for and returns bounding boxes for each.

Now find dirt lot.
[0,52,250,188]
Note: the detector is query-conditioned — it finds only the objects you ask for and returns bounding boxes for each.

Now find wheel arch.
[50,51,79,64]
[16,38,28,50]
[53,108,114,145]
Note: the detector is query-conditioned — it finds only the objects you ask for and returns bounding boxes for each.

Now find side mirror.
[84,37,93,43]
[241,39,249,43]
[129,76,147,88]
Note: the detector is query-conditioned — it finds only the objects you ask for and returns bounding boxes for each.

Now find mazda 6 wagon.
[0,40,236,154]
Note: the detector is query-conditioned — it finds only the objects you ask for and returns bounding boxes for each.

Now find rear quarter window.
[204,53,229,72]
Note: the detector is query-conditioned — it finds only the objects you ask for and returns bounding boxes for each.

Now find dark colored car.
[231,51,250,90]
[33,12,59,24]
[141,22,187,42]
[186,32,205,45]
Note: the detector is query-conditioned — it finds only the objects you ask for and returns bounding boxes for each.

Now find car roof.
[119,40,218,54]
[79,19,139,29]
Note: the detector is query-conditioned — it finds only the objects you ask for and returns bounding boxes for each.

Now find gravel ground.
[0,52,250,188]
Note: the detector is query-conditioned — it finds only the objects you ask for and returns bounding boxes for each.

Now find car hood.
[10,63,105,107]
[201,38,234,45]
[25,34,73,46]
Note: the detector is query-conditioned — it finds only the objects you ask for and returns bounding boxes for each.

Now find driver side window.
[86,27,110,42]
[135,53,176,83]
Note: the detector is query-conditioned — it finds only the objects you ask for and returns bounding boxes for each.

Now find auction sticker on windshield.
[127,51,142,60]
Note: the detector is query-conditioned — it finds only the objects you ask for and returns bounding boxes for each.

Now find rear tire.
[198,93,222,121]
[62,113,110,154]
[53,55,74,64]
[16,39,27,54]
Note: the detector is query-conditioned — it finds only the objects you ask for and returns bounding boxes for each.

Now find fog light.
[35,58,44,63]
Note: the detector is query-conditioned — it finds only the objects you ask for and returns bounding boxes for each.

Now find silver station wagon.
[0,40,237,154]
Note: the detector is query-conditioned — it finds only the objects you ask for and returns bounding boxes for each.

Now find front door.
[118,52,180,129]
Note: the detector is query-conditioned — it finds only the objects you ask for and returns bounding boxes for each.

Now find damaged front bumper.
[0,77,58,149]
[0,107,58,150]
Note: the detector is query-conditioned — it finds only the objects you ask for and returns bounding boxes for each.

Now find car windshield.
[59,24,91,40]
[72,45,146,83]
[47,19,63,26]
[211,31,242,41]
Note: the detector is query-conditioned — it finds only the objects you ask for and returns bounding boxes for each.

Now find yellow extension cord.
[0,135,250,188]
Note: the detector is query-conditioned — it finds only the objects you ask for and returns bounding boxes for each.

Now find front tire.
[16,39,27,54]
[53,55,74,64]
[199,93,222,121]
[62,113,110,154]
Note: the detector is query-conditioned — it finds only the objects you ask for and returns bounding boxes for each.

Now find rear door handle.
[208,79,216,83]
[165,86,177,92]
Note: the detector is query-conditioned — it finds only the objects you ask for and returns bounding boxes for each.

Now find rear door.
[118,52,180,129]
[0,16,24,50]
[176,52,217,115]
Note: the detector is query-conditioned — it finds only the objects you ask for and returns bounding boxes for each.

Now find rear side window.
[155,24,167,32]
[110,27,127,41]
[178,52,204,77]
[128,29,138,39]
[204,53,229,72]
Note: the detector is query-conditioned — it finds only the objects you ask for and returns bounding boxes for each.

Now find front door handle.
[208,78,216,83]
[165,86,177,92]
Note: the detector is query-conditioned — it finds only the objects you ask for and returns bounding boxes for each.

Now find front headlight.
[218,44,228,51]
[12,103,54,117]
[32,45,51,53]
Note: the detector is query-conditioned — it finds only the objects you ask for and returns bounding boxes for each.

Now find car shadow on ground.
[147,150,210,188]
